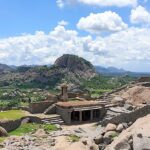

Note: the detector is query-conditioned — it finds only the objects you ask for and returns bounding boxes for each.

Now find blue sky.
[0,0,150,72]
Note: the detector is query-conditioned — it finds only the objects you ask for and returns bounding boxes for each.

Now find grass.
[0,137,5,143]
[67,134,80,143]
[110,132,119,139]
[9,123,57,136]
[0,110,26,120]
[90,89,112,98]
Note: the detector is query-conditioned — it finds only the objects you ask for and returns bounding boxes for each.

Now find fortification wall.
[101,105,150,126]
[0,116,42,132]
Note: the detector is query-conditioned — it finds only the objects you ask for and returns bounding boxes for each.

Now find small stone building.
[56,101,106,124]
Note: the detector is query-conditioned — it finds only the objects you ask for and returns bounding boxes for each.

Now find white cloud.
[78,0,137,7]
[130,6,150,25]
[77,11,128,34]
[56,0,137,8]
[56,0,64,8]
[0,24,150,72]
[58,20,68,26]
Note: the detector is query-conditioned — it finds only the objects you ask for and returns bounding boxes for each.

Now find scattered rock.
[99,144,106,150]
[103,131,118,145]
[124,103,134,111]
[81,138,88,145]
[116,124,124,132]
[83,138,99,150]
[55,124,62,130]
[128,122,133,126]
[104,123,117,132]
[33,129,47,138]
[104,131,118,139]
[122,123,128,129]
[94,134,103,145]
[115,141,131,150]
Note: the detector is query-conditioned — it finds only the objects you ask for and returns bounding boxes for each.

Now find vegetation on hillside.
[0,55,137,108]
[81,75,136,98]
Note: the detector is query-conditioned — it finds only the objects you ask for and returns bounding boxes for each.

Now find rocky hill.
[54,54,96,78]
[0,54,97,89]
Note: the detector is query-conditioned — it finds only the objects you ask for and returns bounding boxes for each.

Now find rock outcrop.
[122,85,150,106]
[54,54,96,78]
[105,114,150,150]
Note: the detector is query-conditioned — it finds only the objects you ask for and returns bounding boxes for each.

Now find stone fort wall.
[0,116,42,132]
[101,105,150,126]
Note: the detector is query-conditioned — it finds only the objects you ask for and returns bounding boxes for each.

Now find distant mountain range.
[0,55,150,77]
[95,66,127,74]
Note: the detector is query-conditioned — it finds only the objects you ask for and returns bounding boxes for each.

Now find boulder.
[104,131,118,139]
[88,145,99,150]
[115,141,131,150]
[99,144,106,150]
[122,123,128,129]
[133,134,150,150]
[103,131,117,144]
[82,138,99,150]
[124,103,134,111]
[116,124,124,133]
[112,96,124,105]
[104,123,117,132]
[0,126,8,137]
[55,124,62,130]
[81,138,88,145]
[33,129,47,138]
[94,134,103,145]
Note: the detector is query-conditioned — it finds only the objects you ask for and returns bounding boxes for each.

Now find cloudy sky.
[0,0,150,72]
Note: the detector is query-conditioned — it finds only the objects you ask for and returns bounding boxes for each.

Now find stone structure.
[100,105,150,126]
[60,83,68,101]
[56,101,106,124]
[0,116,41,132]
[27,84,107,124]
[29,101,54,114]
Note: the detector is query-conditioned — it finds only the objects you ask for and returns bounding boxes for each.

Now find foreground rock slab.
[105,114,150,150]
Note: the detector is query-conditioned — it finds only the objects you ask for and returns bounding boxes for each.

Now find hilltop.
[0,54,97,89]
[54,54,96,78]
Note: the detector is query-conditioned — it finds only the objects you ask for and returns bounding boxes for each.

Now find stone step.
[41,115,64,125]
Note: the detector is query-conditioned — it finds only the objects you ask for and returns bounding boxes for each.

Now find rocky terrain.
[0,80,150,150]
[122,85,150,106]
[0,123,99,150]
[0,54,97,89]
[105,114,150,150]
[100,81,150,107]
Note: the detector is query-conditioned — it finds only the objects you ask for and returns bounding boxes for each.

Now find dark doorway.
[71,111,79,122]
[82,110,91,121]
[93,109,100,119]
